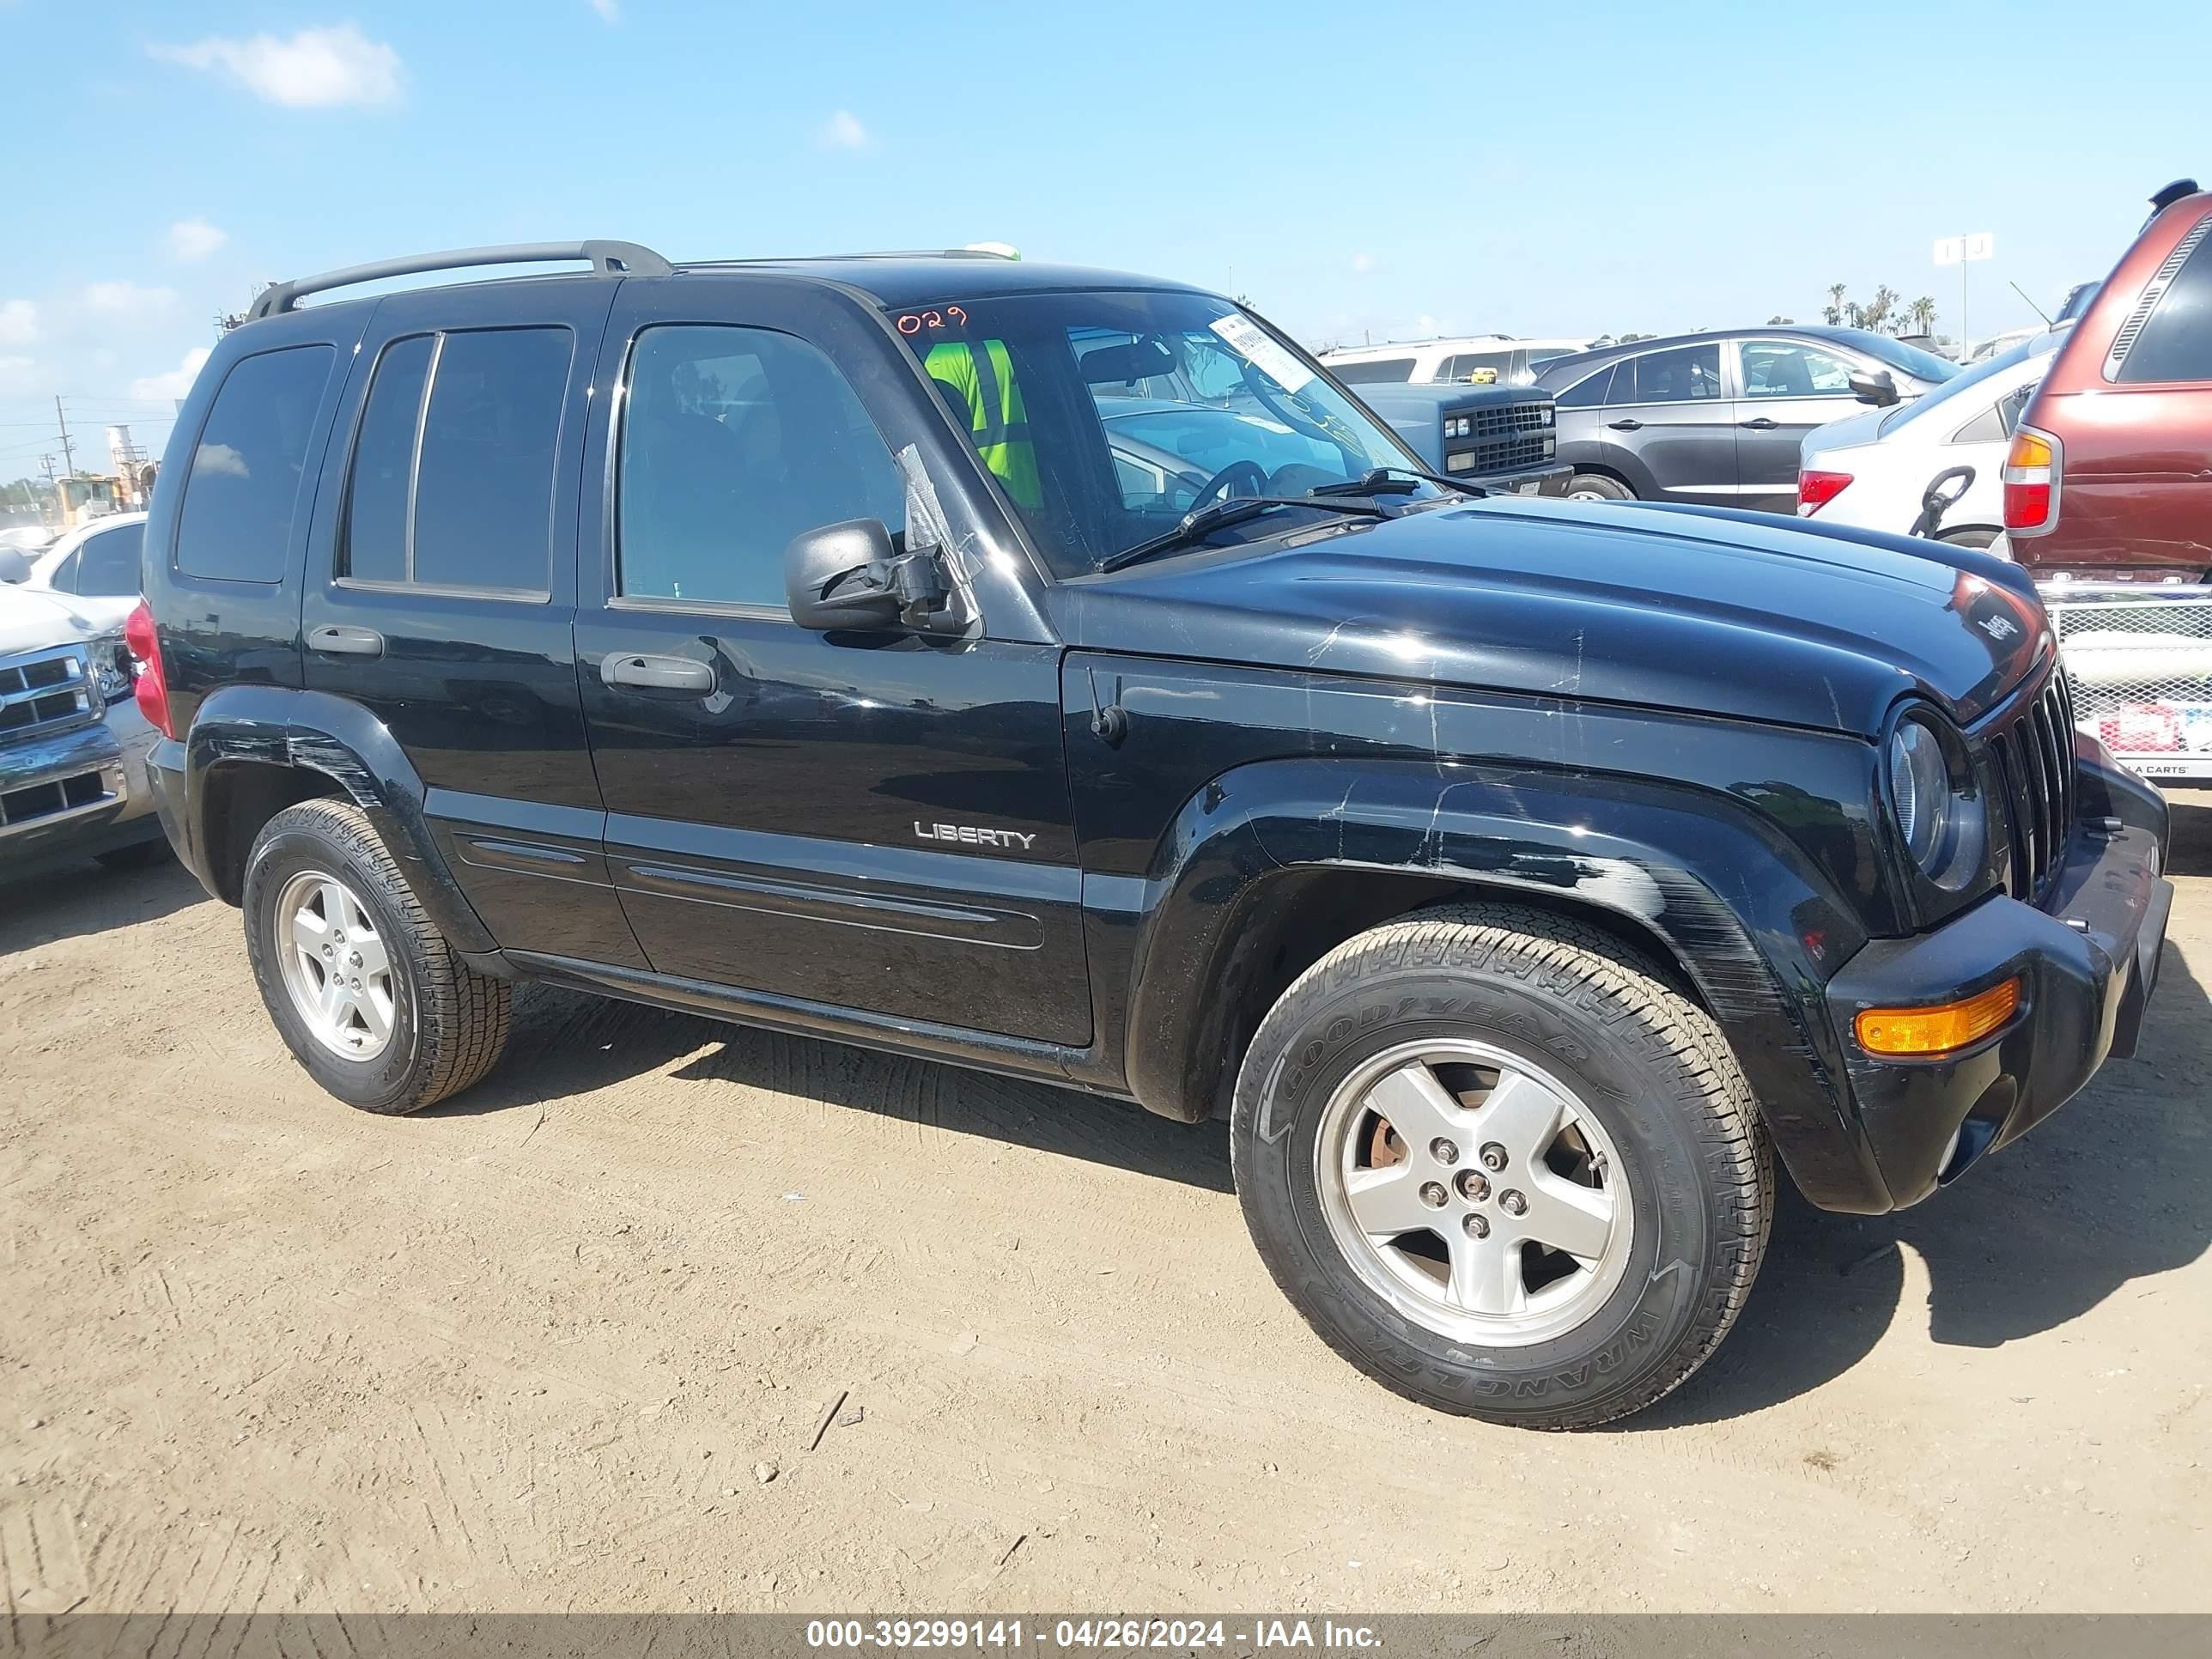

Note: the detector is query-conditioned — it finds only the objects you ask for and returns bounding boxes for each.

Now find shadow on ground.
[0,854,206,954]
[434,978,1235,1194]
[1638,799,2212,1427]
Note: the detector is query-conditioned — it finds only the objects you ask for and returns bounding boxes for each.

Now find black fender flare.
[178,684,495,954]
[1115,755,1896,1213]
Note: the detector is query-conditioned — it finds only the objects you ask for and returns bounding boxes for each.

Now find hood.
[1048,496,2049,736]
[0,584,109,658]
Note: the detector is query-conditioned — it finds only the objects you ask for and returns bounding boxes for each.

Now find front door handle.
[1607,418,1644,431]
[602,652,715,694]
[1737,416,1780,430]
[307,623,384,658]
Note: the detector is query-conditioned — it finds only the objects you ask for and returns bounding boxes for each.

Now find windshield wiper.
[1097,495,1387,574]
[1311,465,1488,501]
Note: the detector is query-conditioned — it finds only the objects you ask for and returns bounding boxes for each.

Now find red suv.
[2006,179,2212,578]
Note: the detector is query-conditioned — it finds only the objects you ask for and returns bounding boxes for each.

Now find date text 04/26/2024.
[804,1620,1382,1650]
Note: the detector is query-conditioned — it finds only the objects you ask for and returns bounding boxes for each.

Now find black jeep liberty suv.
[131,241,2172,1428]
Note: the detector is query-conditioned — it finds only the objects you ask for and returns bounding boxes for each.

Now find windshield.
[889,289,1432,576]
[1836,330,1961,385]
[1876,336,2050,435]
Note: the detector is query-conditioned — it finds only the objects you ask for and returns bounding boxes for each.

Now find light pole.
[1934,233,1994,349]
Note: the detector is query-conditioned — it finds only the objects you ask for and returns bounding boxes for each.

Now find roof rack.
[689,246,1023,269]
[246,240,672,321]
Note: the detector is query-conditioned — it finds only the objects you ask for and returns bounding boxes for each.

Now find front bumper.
[0,705,162,879]
[1481,461,1571,498]
[1822,818,2171,1209]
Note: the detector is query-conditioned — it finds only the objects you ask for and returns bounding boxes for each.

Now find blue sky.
[3,0,2205,479]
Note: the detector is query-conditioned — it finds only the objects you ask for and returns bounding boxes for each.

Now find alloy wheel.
[274,868,397,1062]
[1314,1038,1634,1346]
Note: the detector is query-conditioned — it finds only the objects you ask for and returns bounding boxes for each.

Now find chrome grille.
[0,646,97,743]
[1,767,110,830]
[1984,673,2076,902]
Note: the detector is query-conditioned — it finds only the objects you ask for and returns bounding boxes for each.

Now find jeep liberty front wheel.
[243,799,512,1114]
[1231,903,1771,1429]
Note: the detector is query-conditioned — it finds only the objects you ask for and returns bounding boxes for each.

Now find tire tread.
[1231,900,1771,1430]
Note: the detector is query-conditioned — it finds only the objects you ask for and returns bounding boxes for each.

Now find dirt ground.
[3,806,2208,1618]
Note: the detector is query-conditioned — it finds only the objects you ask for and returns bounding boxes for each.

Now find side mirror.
[786,519,905,631]
[0,547,29,584]
[786,518,965,635]
[1848,366,1899,406]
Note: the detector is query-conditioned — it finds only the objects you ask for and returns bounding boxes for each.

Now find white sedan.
[19,511,148,631]
[1795,334,2062,550]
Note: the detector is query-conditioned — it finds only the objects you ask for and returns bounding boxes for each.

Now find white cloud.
[819,110,869,150]
[0,299,36,345]
[167,219,228,263]
[130,346,213,403]
[1351,252,1376,276]
[0,356,34,395]
[82,281,180,319]
[150,24,404,109]
[194,442,249,478]
[588,0,620,18]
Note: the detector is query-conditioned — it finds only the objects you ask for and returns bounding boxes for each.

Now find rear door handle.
[1607,418,1644,431]
[1737,416,1780,430]
[601,652,715,693]
[307,624,384,658]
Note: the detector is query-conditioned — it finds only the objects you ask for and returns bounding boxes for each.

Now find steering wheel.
[1188,459,1271,514]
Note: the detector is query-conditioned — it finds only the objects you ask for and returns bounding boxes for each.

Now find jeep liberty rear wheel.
[1231,903,1771,1429]
[243,799,512,1115]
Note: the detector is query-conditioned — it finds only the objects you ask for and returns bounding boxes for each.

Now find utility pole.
[54,396,76,477]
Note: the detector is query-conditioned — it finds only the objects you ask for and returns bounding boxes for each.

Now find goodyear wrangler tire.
[243,799,512,1115]
[1231,902,1771,1429]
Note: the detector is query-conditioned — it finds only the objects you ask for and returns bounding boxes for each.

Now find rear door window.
[337,327,570,595]
[73,521,145,596]
[1439,352,1513,383]
[2114,223,2212,383]
[174,344,335,583]
[1630,344,1723,403]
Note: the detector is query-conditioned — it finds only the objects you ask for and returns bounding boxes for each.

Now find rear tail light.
[2002,425,2061,535]
[1797,470,1854,514]
[124,599,174,739]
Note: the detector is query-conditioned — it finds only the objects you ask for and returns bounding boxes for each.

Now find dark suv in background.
[131,240,2168,1431]
[1534,327,1959,511]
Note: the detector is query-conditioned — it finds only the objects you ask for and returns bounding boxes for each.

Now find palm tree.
[1907,295,1938,336]
[1823,283,1847,326]
[1862,285,1899,334]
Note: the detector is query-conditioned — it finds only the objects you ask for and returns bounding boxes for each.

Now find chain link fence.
[2044,582,2212,783]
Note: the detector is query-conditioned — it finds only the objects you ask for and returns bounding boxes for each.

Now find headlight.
[90,632,134,704]
[1887,714,1985,887]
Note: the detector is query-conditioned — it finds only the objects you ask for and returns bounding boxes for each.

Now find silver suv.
[0,586,166,880]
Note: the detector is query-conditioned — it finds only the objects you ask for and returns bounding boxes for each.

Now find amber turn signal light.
[1854,977,2021,1058]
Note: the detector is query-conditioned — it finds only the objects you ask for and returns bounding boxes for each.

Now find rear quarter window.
[1330,357,1418,385]
[2112,220,2212,384]
[173,345,336,583]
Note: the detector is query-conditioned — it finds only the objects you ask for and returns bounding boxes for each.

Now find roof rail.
[246,240,672,320]
[690,246,1022,269]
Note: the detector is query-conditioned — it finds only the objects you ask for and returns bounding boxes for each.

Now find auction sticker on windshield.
[1210,313,1317,395]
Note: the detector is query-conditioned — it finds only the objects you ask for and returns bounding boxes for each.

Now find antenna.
[2008,280,2053,330]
